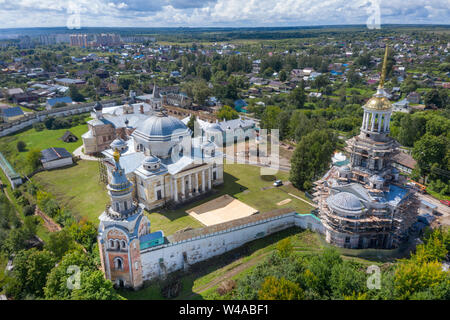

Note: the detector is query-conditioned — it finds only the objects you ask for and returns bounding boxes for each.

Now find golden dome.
[364,95,392,111]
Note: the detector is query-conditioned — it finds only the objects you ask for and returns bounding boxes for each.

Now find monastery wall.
[0,99,118,137]
[139,212,324,281]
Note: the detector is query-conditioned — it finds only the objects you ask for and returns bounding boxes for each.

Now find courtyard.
[32,161,314,234]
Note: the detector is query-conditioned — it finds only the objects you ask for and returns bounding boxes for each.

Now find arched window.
[115,202,120,212]
[114,257,124,270]
[124,201,128,211]
[109,239,115,249]
[120,240,126,250]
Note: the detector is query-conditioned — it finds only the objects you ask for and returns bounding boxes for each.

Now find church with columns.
[100,105,224,211]
[312,46,419,249]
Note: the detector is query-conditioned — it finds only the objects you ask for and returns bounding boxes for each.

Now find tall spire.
[378,44,389,89]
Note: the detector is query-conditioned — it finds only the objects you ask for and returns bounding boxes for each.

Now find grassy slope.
[32,160,109,223]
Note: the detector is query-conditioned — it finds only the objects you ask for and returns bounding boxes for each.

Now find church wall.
[139,212,301,281]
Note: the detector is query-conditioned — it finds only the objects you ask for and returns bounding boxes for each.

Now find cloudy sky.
[0,0,448,28]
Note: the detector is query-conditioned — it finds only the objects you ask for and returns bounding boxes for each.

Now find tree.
[289,86,306,109]
[72,270,124,300]
[276,238,293,258]
[400,76,417,95]
[44,249,94,299]
[290,129,336,190]
[412,133,447,175]
[17,141,26,152]
[330,261,367,299]
[45,230,77,260]
[279,70,287,82]
[187,114,196,135]
[67,220,98,252]
[12,249,56,298]
[217,105,239,121]
[27,149,41,171]
[69,85,85,102]
[258,276,304,300]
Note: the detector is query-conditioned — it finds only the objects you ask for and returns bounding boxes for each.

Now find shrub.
[16,141,26,152]
[23,205,35,216]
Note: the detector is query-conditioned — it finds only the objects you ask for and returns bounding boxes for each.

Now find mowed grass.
[0,119,88,175]
[32,160,109,223]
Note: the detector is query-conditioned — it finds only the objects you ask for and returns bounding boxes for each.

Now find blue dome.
[327,192,363,213]
[109,168,131,191]
[143,155,160,164]
[110,138,126,149]
[136,112,188,137]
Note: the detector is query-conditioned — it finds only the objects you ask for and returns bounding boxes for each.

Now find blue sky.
[0,0,448,28]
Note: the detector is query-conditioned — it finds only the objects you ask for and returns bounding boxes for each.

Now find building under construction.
[313,46,419,249]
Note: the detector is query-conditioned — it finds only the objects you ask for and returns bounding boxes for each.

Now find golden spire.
[113,148,120,163]
[378,44,389,89]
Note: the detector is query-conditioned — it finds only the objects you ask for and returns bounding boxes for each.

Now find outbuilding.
[41,147,73,170]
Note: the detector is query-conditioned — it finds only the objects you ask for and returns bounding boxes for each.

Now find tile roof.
[41,147,72,163]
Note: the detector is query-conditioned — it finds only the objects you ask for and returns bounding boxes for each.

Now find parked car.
[273,180,283,187]
[440,200,450,207]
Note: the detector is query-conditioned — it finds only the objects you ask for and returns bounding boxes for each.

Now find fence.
[0,98,121,137]
[0,152,22,189]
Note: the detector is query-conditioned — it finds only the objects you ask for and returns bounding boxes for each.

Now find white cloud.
[0,0,448,28]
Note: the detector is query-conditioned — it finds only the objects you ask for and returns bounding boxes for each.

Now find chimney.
[140,105,144,114]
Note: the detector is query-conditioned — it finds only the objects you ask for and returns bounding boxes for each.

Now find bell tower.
[97,149,150,289]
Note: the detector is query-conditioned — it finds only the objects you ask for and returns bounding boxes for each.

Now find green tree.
[16,141,26,152]
[412,133,447,175]
[289,86,306,109]
[72,270,124,300]
[289,129,336,190]
[217,105,239,121]
[12,249,56,298]
[45,230,77,260]
[27,149,42,171]
[258,276,304,300]
[69,85,85,102]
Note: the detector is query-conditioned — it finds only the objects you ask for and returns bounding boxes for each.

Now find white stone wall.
[42,157,73,170]
[139,212,324,281]
[0,105,93,137]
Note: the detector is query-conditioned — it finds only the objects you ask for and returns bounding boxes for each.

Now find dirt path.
[35,207,62,232]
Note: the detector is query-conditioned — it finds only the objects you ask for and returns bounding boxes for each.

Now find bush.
[12,189,22,199]
[23,205,35,216]
[32,122,45,132]
[16,141,26,152]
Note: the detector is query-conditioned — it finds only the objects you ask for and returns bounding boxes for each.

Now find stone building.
[313,46,419,249]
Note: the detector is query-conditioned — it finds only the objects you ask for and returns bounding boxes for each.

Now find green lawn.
[30,161,313,235]
[145,163,314,236]
[0,118,89,175]
[32,160,109,223]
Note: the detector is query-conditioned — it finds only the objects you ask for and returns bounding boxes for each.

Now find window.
[115,202,120,212]
[156,190,162,200]
[124,201,128,211]
[213,171,217,181]
[114,257,124,270]
[211,150,215,157]
[135,261,139,270]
